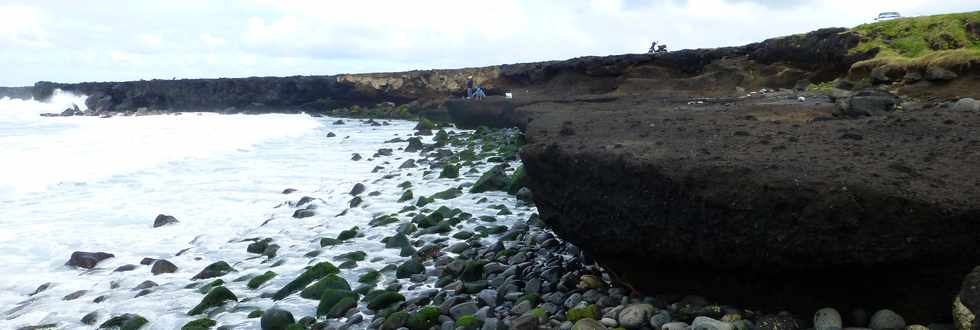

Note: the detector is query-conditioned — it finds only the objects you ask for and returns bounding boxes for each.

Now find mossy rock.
[460,261,486,282]
[395,258,425,279]
[461,280,489,294]
[98,314,148,330]
[247,310,264,318]
[385,233,411,249]
[316,289,359,317]
[398,190,414,202]
[433,206,461,218]
[181,318,216,330]
[285,325,305,330]
[415,196,435,207]
[529,307,548,319]
[566,304,598,322]
[398,181,413,189]
[366,291,406,310]
[497,208,513,216]
[196,279,225,294]
[369,214,400,227]
[334,251,367,262]
[429,187,462,200]
[381,310,410,330]
[188,286,238,315]
[469,164,510,193]
[453,231,474,240]
[327,296,358,318]
[337,227,359,241]
[406,306,442,330]
[299,274,351,299]
[247,271,277,289]
[272,261,339,300]
[456,315,484,329]
[191,261,236,280]
[415,117,437,130]
[439,164,460,179]
[320,237,342,247]
[349,196,363,208]
[358,270,381,284]
[260,308,294,330]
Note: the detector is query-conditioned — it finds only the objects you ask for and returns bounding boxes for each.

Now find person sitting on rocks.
[465,76,475,99]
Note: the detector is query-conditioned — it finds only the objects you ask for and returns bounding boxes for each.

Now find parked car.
[875,12,902,21]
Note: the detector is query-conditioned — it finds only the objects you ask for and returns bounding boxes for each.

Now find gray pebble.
[869,310,905,330]
[815,308,843,330]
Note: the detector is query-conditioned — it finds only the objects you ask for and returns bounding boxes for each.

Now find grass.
[846,11,980,78]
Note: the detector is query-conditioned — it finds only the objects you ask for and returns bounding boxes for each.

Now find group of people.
[465,76,486,100]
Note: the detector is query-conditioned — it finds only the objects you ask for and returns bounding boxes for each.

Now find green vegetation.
[848,11,980,78]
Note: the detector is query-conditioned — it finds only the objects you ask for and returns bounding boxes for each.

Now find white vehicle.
[875,12,902,21]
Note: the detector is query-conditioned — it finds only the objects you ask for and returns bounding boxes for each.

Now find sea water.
[0,91,532,329]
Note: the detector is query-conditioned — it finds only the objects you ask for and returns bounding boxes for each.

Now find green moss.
[470,164,510,193]
[398,189,414,202]
[398,181,413,189]
[806,80,836,93]
[334,251,367,262]
[416,117,437,130]
[382,311,410,330]
[439,164,460,179]
[529,307,548,319]
[456,315,484,329]
[519,293,541,305]
[429,187,462,200]
[369,214,400,227]
[285,324,306,330]
[98,314,148,330]
[196,279,224,294]
[395,258,425,278]
[415,196,435,207]
[188,286,237,315]
[337,226,359,241]
[366,291,406,310]
[272,261,340,300]
[247,271,277,289]
[316,288,359,317]
[847,11,980,78]
[181,318,216,330]
[191,261,236,280]
[300,274,352,299]
[507,165,528,194]
[406,306,442,330]
[566,304,598,322]
[358,270,381,284]
[247,310,264,318]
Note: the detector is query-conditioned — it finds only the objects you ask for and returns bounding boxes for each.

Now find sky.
[0,0,976,86]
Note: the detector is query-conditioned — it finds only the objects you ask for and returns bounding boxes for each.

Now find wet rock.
[81,311,99,325]
[139,258,156,265]
[66,251,114,269]
[63,290,88,300]
[837,89,899,117]
[382,311,410,330]
[281,188,297,194]
[188,286,237,315]
[758,314,801,330]
[663,322,691,330]
[182,318,217,330]
[350,183,367,196]
[98,314,148,330]
[512,314,539,330]
[326,132,336,137]
[151,260,178,275]
[292,208,315,218]
[153,214,179,227]
[470,164,509,193]
[248,271,277,289]
[273,262,340,300]
[650,310,672,329]
[114,264,138,272]
[261,308,296,330]
[300,274,351,299]
[618,304,655,329]
[316,288,358,317]
[400,159,417,169]
[191,261,236,280]
[951,98,980,112]
[450,301,480,320]
[367,291,405,310]
[572,318,608,330]
[815,308,843,330]
[477,289,499,308]
[869,310,905,330]
[692,316,734,330]
[924,66,958,81]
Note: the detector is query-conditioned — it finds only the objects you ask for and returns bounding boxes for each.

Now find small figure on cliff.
[465,76,475,99]
[473,85,486,100]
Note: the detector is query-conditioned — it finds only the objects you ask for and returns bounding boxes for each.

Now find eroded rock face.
[519,95,980,321]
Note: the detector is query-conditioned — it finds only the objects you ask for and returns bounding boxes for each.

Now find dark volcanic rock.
[66,251,114,269]
[519,95,980,321]
[151,259,178,275]
[153,214,179,227]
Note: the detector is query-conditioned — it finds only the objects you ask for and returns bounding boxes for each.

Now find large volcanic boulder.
[519,96,980,322]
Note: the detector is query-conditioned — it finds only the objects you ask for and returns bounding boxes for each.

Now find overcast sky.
[0,0,976,86]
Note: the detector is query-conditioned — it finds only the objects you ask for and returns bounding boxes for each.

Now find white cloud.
[0,5,52,48]
[200,33,227,47]
[110,50,132,62]
[137,33,163,49]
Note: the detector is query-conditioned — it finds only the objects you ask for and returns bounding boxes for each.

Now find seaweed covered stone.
[299,274,351,299]
[191,261,236,280]
[272,261,339,300]
[247,271,277,289]
[188,286,237,315]
[469,164,509,193]
[98,313,148,330]
[260,308,295,330]
[317,288,359,317]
